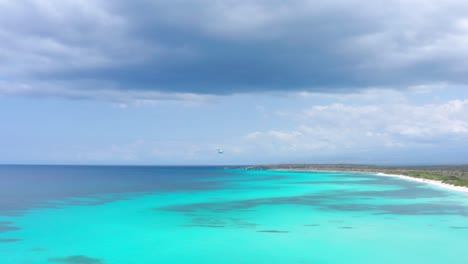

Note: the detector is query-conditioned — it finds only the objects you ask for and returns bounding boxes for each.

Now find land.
[243,164,468,188]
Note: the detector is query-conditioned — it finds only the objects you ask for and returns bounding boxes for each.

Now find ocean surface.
[1,165,468,264]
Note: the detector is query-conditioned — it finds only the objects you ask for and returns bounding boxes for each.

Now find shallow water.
[1,166,468,263]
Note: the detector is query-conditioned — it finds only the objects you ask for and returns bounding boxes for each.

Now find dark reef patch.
[191,216,225,226]
[48,255,104,264]
[339,226,354,229]
[32,247,48,252]
[347,187,447,199]
[287,178,409,187]
[0,238,22,243]
[257,230,290,233]
[330,203,468,216]
[157,186,467,217]
[449,226,468,229]
[0,221,21,233]
[158,194,332,213]
[182,224,225,228]
[376,204,468,216]
[230,218,259,228]
[182,215,258,229]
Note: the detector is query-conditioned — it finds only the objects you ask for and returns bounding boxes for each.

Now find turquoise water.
[1,166,468,263]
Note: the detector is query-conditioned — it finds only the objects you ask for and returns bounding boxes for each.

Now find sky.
[1,0,468,165]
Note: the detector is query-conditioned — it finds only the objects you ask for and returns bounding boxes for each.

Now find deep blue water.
[0,165,229,215]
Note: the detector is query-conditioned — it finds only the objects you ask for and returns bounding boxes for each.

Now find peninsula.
[245,164,468,189]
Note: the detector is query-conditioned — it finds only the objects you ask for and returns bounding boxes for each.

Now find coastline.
[374,172,468,194]
[269,168,468,194]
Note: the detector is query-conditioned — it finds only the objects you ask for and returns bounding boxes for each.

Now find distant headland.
[241,164,468,190]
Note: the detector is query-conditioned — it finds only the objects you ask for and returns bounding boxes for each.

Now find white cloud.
[245,131,262,140]
[304,99,468,139]
[244,98,468,157]
[267,130,302,141]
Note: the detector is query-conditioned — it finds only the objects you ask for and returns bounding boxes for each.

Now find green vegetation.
[244,164,468,187]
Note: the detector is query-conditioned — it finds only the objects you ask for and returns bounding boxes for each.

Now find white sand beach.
[375,172,468,194]
[273,168,468,194]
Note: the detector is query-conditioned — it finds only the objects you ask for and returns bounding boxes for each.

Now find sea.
[1,165,468,264]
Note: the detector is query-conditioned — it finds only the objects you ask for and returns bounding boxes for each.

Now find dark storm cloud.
[2,0,468,97]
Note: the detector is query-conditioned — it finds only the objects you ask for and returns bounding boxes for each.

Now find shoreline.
[374,172,468,194]
[269,168,468,194]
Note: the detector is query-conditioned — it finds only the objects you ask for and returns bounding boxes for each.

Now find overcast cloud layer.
[2,0,468,98]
